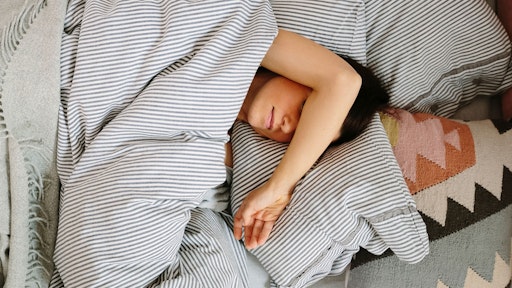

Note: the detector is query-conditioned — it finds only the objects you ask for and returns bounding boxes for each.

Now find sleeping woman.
[52,1,370,287]
[230,53,390,249]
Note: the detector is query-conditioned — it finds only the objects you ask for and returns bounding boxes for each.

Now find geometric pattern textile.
[350,109,512,288]
[381,110,476,195]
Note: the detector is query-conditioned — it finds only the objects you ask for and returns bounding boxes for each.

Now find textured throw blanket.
[51,1,277,287]
[0,1,66,287]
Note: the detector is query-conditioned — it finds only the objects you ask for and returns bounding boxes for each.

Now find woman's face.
[246,76,311,143]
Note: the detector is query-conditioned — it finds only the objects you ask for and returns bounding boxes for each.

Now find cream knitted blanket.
[0,0,65,287]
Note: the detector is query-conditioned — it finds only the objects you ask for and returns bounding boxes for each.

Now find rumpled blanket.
[50,1,277,287]
[0,0,66,287]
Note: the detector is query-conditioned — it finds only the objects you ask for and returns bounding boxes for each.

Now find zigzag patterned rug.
[349,110,512,288]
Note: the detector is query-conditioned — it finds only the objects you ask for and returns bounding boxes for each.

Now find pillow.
[364,0,512,117]
[270,0,367,63]
[230,115,429,288]
[349,109,512,288]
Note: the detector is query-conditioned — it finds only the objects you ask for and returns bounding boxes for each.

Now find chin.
[268,134,292,143]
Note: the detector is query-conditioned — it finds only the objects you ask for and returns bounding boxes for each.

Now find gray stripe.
[270,0,367,64]
[405,51,512,111]
[51,1,277,287]
[365,0,511,116]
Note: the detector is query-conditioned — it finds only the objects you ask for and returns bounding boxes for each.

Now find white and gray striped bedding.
[230,116,429,288]
[51,208,249,288]
[46,0,508,287]
[270,0,512,118]
[364,0,512,117]
[270,0,366,64]
[51,1,277,287]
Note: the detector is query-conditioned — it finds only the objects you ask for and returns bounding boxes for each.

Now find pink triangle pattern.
[382,109,476,194]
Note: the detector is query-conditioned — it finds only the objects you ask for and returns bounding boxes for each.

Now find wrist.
[267,172,296,196]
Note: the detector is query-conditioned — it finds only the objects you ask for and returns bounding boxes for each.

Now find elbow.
[345,62,362,90]
[332,65,362,100]
[347,69,362,95]
[308,56,362,103]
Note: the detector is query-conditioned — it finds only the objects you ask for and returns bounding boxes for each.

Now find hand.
[233,182,292,249]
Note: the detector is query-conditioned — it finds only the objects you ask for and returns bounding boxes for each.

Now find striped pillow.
[230,115,429,287]
[365,0,512,117]
[270,0,366,63]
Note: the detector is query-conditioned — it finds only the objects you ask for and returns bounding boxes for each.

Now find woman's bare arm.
[233,29,361,248]
[260,29,361,198]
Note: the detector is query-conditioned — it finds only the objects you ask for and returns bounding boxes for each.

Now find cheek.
[247,98,268,128]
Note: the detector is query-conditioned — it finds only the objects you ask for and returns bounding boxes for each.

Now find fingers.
[233,202,254,240]
[245,220,264,249]
[257,221,274,247]
[247,220,275,249]
[241,219,276,250]
[234,209,272,249]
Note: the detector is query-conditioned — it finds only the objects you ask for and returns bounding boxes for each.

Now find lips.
[265,107,274,129]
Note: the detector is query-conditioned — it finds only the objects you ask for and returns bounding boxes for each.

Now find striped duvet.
[50,1,277,287]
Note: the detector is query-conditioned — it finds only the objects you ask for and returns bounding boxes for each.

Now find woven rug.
[348,110,512,288]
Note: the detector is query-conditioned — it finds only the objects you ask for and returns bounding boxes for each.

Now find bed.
[1,0,511,287]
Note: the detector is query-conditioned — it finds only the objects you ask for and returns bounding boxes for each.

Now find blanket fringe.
[0,0,52,287]
[0,0,47,72]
